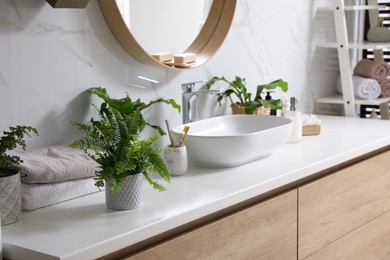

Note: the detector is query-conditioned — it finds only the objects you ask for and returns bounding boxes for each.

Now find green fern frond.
[0,125,38,177]
[146,151,170,183]
[143,172,166,192]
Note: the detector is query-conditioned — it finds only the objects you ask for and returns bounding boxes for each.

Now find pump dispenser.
[285,97,302,143]
[265,91,276,115]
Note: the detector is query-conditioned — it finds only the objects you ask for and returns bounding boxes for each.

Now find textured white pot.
[0,213,2,260]
[105,173,142,210]
[0,172,21,225]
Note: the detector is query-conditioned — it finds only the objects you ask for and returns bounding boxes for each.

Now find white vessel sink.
[172,115,292,168]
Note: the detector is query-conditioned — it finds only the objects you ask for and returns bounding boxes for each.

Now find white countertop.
[3,116,390,260]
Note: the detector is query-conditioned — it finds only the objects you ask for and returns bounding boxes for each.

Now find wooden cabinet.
[298,149,390,259]
[112,149,390,260]
[127,190,297,260]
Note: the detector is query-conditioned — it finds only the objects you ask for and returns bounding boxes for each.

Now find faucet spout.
[181,81,224,124]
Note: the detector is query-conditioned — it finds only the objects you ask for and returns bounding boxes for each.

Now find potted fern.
[70,87,181,210]
[0,125,38,225]
[206,76,288,115]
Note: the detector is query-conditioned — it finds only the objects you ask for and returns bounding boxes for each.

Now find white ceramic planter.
[105,173,142,210]
[0,214,2,260]
[0,173,21,225]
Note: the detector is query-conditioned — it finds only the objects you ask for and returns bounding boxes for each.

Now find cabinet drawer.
[127,190,297,260]
[298,150,390,259]
[305,210,390,260]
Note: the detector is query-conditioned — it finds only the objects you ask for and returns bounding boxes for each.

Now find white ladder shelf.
[316,0,390,119]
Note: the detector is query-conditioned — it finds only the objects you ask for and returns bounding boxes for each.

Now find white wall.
[0,0,340,149]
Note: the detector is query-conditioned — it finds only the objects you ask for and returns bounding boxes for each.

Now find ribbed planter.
[0,172,21,225]
[231,103,271,115]
[105,173,143,210]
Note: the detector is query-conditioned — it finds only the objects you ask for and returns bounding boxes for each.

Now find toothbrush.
[178,125,190,147]
[165,120,176,147]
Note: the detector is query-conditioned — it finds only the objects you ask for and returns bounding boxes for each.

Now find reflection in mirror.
[116,0,212,54]
[99,0,236,70]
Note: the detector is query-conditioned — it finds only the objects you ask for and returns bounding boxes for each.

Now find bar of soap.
[173,53,196,64]
[151,52,173,62]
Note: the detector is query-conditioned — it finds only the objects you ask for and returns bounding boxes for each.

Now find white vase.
[0,173,21,225]
[164,145,188,176]
[0,214,2,260]
[105,173,142,210]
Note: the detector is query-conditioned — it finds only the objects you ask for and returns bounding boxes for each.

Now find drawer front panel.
[299,150,390,259]
[305,210,390,260]
[128,190,297,260]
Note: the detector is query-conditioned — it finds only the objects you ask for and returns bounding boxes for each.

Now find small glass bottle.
[285,97,302,143]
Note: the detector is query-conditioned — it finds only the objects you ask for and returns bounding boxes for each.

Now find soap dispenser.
[285,97,302,143]
[265,91,276,115]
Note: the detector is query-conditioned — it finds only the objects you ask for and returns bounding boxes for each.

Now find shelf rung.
[317,95,390,106]
[317,41,390,50]
[318,5,390,11]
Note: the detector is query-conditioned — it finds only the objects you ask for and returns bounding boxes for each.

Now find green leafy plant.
[0,126,38,177]
[206,76,288,114]
[70,87,181,192]
[89,87,181,135]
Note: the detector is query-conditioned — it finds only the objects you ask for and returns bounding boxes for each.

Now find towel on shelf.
[9,145,98,184]
[379,78,390,97]
[336,75,381,100]
[353,59,390,81]
[21,177,101,210]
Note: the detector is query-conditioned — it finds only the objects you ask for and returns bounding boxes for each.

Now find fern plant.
[70,87,179,192]
[89,87,181,135]
[0,126,38,177]
[206,76,288,114]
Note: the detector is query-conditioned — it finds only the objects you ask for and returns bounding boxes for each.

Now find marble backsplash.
[0,0,341,148]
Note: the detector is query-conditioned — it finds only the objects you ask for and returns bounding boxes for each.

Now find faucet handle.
[181,80,207,92]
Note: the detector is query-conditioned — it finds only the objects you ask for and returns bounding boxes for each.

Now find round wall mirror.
[98,0,236,70]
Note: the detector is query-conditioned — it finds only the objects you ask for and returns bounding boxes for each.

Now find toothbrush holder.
[164,145,188,176]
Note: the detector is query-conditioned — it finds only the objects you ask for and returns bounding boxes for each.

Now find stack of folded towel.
[336,75,381,100]
[9,145,101,210]
[337,59,390,99]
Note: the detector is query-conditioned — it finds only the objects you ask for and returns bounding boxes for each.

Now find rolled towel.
[9,145,98,184]
[379,78,390,97]
[21,177,101,210]
[336,75,381,100]
[353,59,390,81]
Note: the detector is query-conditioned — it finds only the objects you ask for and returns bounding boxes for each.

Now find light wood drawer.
[305,210,390,260]
[298,150,390,259]
[127,190,297,260]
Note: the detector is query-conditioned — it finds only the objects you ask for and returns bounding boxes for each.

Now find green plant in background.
[0,126,38,177]
[70,87,181,191]
[206,76,288,114]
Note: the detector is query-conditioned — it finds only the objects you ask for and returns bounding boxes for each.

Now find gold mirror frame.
[98,0,236,70]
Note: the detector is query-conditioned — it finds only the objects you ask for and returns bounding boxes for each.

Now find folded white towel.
[9,145,98,184]
[336,75,381,100]
[21,177,101,211]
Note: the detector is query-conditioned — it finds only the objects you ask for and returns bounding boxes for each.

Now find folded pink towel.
[9,145,98,184]
[353,59,390,81]
[379,78,390,97]
[21,177,101,210]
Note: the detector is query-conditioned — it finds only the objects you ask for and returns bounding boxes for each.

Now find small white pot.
[105,173,142,210]
[0,172,21,225]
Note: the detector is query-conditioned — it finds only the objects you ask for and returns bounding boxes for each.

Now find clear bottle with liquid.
[285,97,302,143]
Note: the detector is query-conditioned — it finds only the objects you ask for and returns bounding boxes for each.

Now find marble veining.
[0,0,339,149]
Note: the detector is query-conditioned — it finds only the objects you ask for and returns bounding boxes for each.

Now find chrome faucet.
[182,80,225,124]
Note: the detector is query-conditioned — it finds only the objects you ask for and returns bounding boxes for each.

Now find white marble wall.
[0,0,341,148]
